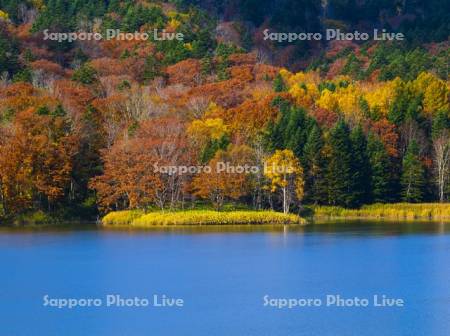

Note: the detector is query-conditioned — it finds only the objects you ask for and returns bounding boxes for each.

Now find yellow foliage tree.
[0,10,9,20]
[364,78,402,116]
[187,117,229,160]
[413,72,449,115]
[168,18,181,30]
[204,102,226,119]
[316,89,339,112]
[30,0,44,9]
[335,84,362,125]
[264,149,304,214]
[289,82,319,108]
[188,118,229,142]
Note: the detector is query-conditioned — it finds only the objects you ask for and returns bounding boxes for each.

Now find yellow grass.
[313,203,450,220]
[102,210,144,226]
[102,210,304,227]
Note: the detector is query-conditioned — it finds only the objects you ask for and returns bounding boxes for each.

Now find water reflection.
[1,219,450,236]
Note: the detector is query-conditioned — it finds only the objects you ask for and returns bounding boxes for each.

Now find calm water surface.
[1,221,450,336]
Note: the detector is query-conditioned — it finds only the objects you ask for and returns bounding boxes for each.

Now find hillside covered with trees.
[0,0,448,223]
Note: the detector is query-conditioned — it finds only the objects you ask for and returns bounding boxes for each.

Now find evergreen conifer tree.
[304,122,327,204]
[401,140,425,202]
[273,73,287,92]
[350,125,371,207]
[326,120,354,207]
[367,133,393,203]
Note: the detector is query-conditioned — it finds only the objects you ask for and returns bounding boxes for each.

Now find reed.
[102,210,304,227]
[313,203,450,220]
[102,210,144,226]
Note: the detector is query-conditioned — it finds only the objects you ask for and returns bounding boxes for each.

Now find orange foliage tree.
[0,107,75,215]
[90,117,191,211]
[192,145,256,210]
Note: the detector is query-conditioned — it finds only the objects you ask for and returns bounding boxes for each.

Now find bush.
[12,210,53,226]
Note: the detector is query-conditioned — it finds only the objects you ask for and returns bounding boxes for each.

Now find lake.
[1,221,449,335]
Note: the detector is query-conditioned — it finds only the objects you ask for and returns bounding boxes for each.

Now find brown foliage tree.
[90,117,191,211]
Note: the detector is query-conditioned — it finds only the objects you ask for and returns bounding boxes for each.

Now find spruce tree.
[273,73,287,92]
[388,84,422,126]
[432,109,450,139]
[284,106,310,159]
[401,140,425,202]
[367,133,393,203]
[350,125,371,207]
[266,98,311,157]
[304,122,327,204]
[326,120,354,207]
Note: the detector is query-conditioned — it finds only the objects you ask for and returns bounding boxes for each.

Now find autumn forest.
[0,0,449,224]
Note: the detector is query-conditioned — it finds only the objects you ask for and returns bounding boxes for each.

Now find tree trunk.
[283,187,287,214]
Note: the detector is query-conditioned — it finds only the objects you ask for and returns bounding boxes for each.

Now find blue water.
[1,222,450,336]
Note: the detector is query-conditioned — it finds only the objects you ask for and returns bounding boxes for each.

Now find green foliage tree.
[342,54,364,79]
[72,64,97,85]
[120,4,166,31]
[388,84,423,126]
[0,23,20,76]
[303,122,327,204]
[326,120,354,207]
[191,29,216,58]
[142,54,162,82]
[157,39,191,65]
[432,110,450,139]
[367,133,394,203]
[215,43,242,81]
[401,140,425,202]
[200,135,230,164]
[12,68,32,83]
[31,0,75,51]
[273,73,287,92]
[266,98,312,159]
[350,125,371,207]
[200,54,213,77]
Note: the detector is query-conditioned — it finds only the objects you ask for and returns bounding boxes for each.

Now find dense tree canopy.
[0,0,448,221]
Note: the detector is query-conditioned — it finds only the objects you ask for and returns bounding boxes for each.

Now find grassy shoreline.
[101,210,305,227]
[312,203,450,221]
[5,203,450,228]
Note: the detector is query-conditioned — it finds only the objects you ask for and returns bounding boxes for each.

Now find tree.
[401,140,425,202]
[187,118,230,163]
[367,133,394,203]
[303,122,327,204]
[0,22,20,77]
[273,73,286,92]
[90,117,190,211]
[192,145,255,210]
[370,118,399,158]
[72,64,98,85]
[432,110,450,202]
[350,125,371,207]
[413,72,449,116]
[326,120,354,207]
[0,107,75,215]
[264,149,304,214]
[387,82,422,126]
[266,98,312,158]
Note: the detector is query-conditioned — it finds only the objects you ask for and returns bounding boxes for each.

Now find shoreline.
[4,203,450,228]
[312,203,450,221]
